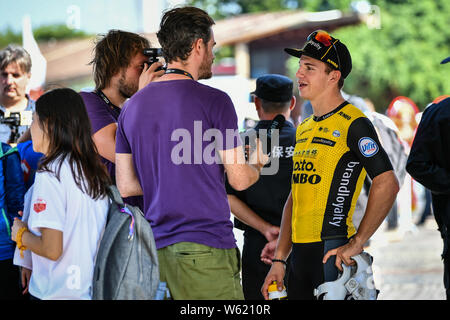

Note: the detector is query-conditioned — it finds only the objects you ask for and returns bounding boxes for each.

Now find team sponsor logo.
[333,130,341,138]
[294,149,318,158]
[321,112,334,120]
[358,137,379,157]
[308,40,322,50]
[311,137,336,147]
[292,159,321,185]
[33,198,47,213]
[329,161,360,227]
[338,111,351,120]
[327,59,338,68]
[299,128,312,136]
[292,173,321,184]
[318,127,330,133]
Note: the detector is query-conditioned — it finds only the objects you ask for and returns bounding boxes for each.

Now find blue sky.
[0,0,150,33]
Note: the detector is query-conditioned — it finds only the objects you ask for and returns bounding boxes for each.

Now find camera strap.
[94,89,121,120]
[165,68,194,80]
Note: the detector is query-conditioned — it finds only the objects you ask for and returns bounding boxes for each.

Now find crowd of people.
[0,5,448,301]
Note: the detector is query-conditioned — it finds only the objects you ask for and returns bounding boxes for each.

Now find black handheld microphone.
[247,114,286,159]
[267,114,286,141]
[266,114,286,153]
[243,114,286,161]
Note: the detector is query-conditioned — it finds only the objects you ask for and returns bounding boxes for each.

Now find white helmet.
[314,252,379,300]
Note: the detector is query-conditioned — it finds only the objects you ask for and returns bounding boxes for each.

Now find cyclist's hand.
[261,262,285,300]
[323,238,363,271]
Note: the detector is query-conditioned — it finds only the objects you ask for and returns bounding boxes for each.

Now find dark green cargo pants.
[157,242,244,300]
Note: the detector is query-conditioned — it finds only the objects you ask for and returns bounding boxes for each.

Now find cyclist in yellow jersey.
[261,30,400,300]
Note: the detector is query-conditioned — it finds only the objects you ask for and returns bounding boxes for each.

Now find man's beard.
[198,58,213,80]
[118,72,138,99]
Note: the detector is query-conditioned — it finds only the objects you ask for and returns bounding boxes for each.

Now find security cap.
[251,74,293,102]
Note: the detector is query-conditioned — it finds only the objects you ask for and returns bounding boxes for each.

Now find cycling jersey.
[291,101,393,243]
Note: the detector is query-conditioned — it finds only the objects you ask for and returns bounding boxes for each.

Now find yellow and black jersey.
[291,101,393,243]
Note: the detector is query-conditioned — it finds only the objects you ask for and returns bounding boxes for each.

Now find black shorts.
[287,238,348,300]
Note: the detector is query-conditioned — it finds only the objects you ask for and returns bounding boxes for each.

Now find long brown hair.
[35,88,111,199]
[90,30,150,90]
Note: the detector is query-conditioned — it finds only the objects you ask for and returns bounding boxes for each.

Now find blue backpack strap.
[0,144,18,238]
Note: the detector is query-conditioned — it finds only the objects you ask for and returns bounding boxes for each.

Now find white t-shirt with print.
[27,159,109,300]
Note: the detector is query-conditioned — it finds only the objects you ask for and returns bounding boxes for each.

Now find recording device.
[0,110,32,143]
[143,48,166,71]
[243,117,257,130]
[242,114,286,160]
[267,114,286,144]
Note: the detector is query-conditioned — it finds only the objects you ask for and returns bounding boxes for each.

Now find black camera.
[143,48,166,71]
[0,111,32,143]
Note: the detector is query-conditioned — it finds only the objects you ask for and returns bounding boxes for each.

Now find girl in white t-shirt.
[11,88,111,300]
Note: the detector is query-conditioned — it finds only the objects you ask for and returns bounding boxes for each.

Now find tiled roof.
[42,10,361,84]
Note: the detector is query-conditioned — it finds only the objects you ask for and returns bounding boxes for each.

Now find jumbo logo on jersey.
[358,137,379,157]
[292,159,321,185]
[33,198,47,213]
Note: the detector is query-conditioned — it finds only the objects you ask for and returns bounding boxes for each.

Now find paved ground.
[365,217,446,300]
[234,215,447,300]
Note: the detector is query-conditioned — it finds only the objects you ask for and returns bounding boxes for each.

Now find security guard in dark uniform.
[226,74,297,300]
[406,84,450,301]
[406,56,450,300]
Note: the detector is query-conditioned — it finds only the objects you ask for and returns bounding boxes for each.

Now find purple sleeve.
[80,92,116,134]
[211,91,242,151]
[115,109,131,154]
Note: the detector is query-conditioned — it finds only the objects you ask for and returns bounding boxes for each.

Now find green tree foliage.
[190,0,449,111]
[187,0,352,18]
[32,24,89,42]
[333,0,450,111]
[0,24,89,49]
[0,27,22,48]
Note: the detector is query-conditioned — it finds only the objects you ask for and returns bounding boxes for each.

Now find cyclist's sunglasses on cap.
[284,29,353,79]
[307,30,341,71]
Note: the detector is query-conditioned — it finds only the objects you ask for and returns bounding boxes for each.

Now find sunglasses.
[307,30,341,71]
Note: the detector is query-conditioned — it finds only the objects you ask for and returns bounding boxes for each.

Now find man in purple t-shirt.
[116,7,267,300]
[81,30,164,209]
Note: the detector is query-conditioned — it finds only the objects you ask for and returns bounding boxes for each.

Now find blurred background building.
[1,0,381,128]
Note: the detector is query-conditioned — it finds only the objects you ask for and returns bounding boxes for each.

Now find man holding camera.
[116,6,267,299]
[81,30,164,209]
[0,45,34,144]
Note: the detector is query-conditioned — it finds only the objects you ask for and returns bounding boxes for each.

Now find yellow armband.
[16,227,28,258]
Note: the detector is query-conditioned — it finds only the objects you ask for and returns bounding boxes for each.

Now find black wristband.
[271,259,287,265]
